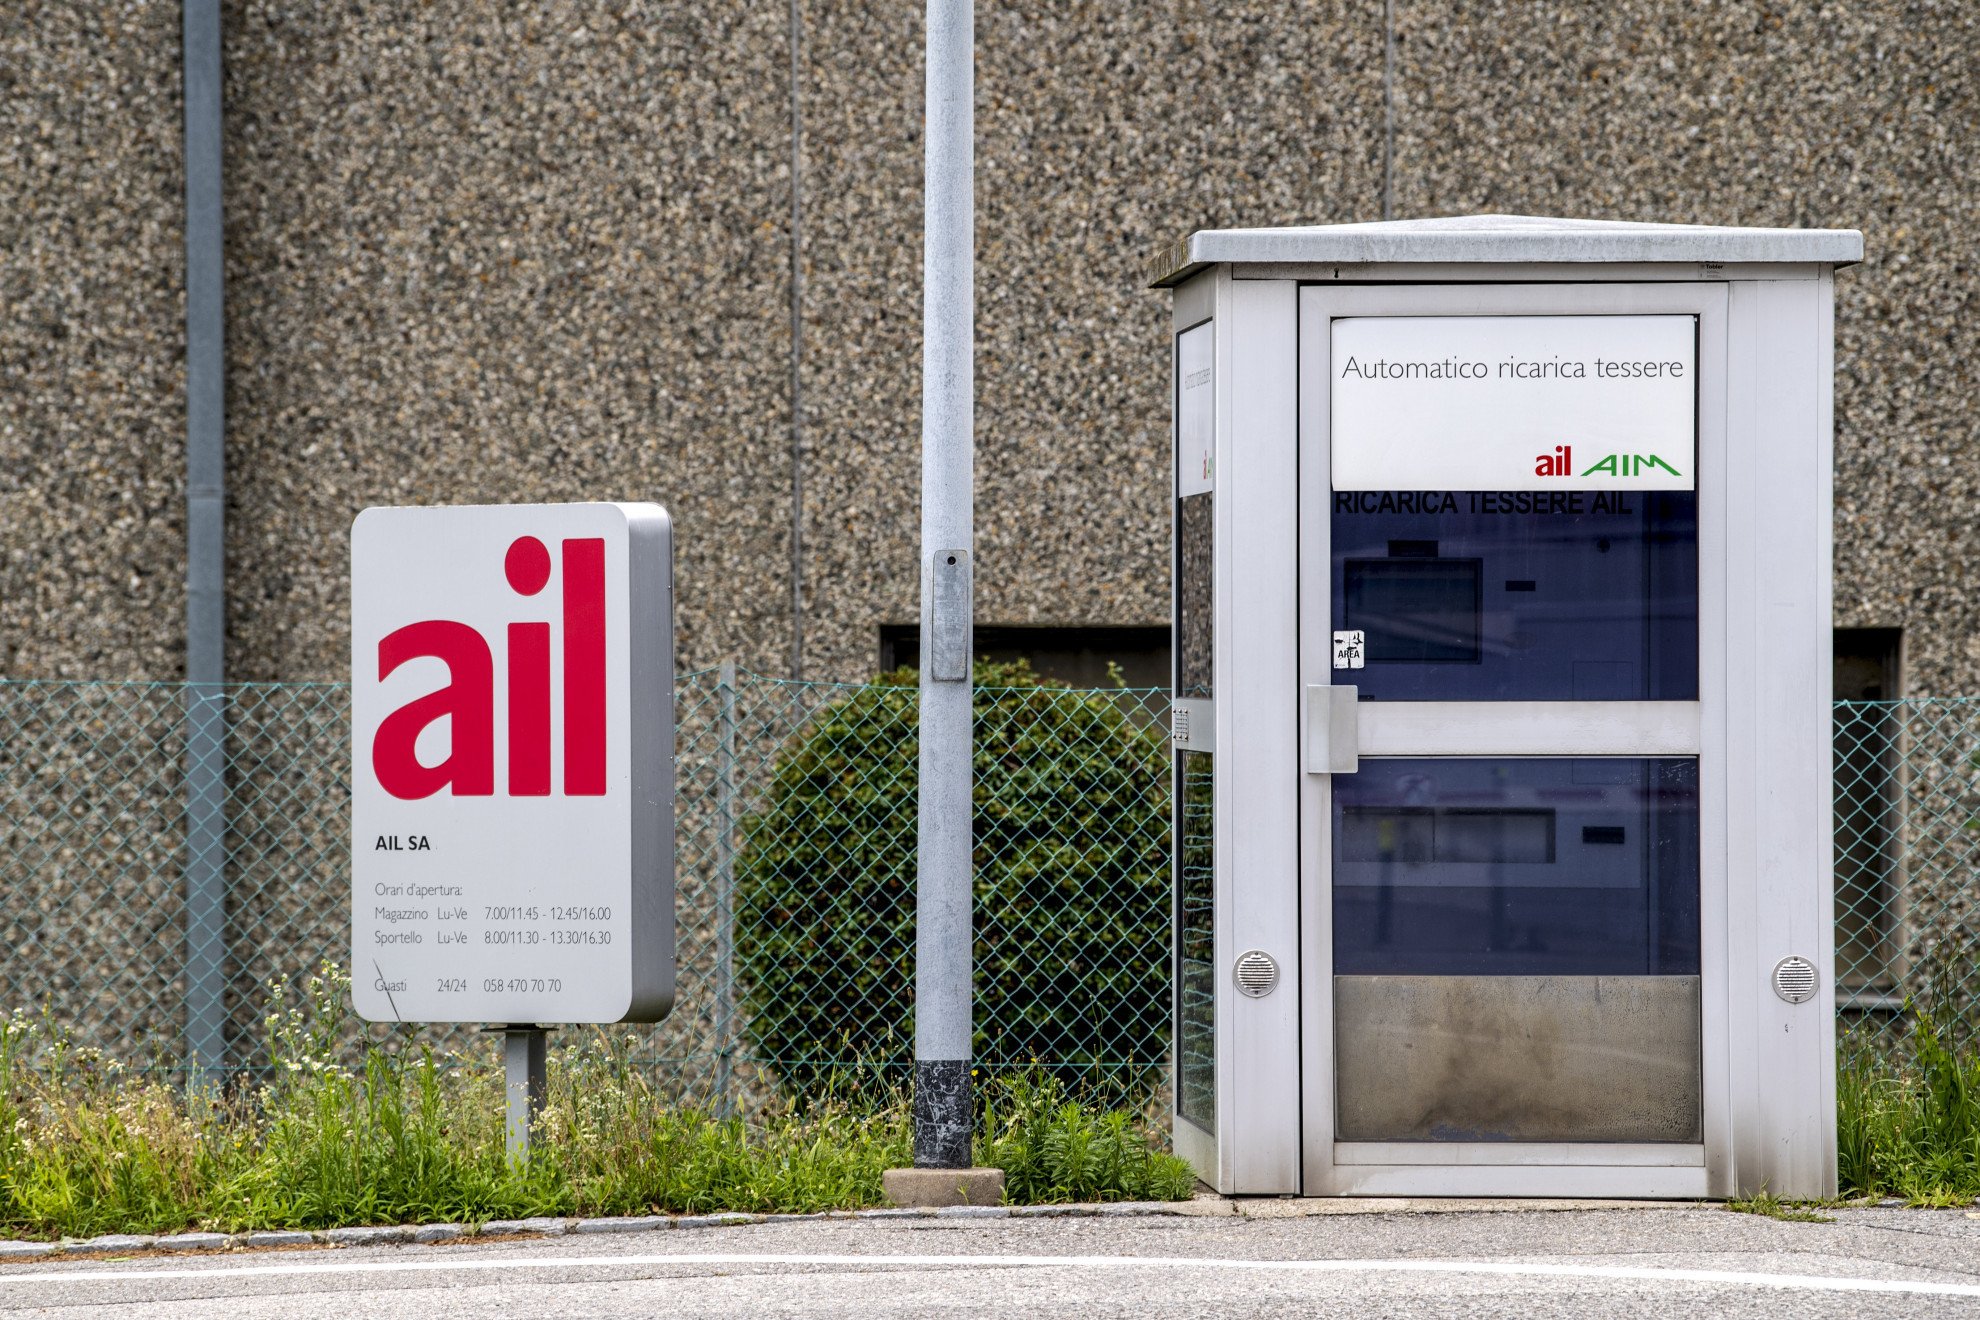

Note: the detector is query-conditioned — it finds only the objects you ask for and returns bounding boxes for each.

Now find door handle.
[1305,684,1359,775]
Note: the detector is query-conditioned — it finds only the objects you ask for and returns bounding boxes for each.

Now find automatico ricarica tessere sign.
[350,503,675,1026]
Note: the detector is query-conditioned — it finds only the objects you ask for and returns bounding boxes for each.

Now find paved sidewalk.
[0,1201,1975,1318]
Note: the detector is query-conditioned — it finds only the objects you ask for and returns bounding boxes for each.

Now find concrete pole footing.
[881,1167,1006,1209]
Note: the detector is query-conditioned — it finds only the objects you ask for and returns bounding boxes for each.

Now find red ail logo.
[372,536,606,801]
[1534,445,1574,477]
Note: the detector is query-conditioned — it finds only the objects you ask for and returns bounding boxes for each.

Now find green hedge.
[733,661,1170,1092]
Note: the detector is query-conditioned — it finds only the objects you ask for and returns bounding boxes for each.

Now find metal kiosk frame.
[1157,215,1863,1200]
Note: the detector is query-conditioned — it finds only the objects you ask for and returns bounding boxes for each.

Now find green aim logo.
[1582,453,1683,478]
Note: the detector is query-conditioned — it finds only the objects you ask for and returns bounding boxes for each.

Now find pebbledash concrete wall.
[1,2,1975,690]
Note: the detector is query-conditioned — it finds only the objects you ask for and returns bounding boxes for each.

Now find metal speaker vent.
[1233,950,1279,999]
[1772,955,1819,1005]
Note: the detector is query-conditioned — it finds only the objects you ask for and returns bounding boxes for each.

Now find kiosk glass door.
[1332,756,1702,1142]
[1299,285,1728,1196]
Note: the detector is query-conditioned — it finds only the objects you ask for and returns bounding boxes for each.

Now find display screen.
[1343,556,1483,664]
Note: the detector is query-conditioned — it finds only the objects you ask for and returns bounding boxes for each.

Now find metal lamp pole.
[914,0,975,1170]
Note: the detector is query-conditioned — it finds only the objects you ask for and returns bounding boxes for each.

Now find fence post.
[183,689,227,1083]
[180,0,229,1084]
[714,661,739,1117]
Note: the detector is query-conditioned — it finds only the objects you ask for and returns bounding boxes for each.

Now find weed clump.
[0,966,1186,1239]
[979,1072,1195,1204]
[1839,953,1980,1205]
[1725,1189,1834,1222]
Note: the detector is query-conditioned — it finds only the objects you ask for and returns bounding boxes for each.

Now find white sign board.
[1331,315,1695,492]
[350,503,674,1025]
[1176,321,1214,498]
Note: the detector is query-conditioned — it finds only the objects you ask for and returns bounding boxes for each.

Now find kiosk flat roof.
[1150,213,1864,286]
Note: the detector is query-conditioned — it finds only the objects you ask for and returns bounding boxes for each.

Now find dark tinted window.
[876,624,1169,688]
[1834,628,1902,996]
[1331,492,1697,701]
[1177,495,1213,698]
[1333,757,1700,976]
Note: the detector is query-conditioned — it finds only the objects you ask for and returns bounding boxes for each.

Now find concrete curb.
[321,1225,414,1247]
[0,1194,1717,1259]
[241,1230,314,1249]
[0,1202,1179,1258]
[479,1217,568,1237]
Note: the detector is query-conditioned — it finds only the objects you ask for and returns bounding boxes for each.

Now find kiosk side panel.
[1724,276,1839,1199]
[1216,277,1301,1193]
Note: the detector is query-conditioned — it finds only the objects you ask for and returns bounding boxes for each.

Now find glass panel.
[1176,750,1215,1131]
[1330,492,1697,700]
[1334,974,1703,1142]
[1332,757,1700,977]
[1177,495,1212,698]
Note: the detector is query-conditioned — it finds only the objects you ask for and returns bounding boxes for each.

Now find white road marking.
[0,1252,1974,1299]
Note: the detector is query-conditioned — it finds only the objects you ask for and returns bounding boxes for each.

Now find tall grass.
[0,967,1192,1239]
[1839,987,1980,1204]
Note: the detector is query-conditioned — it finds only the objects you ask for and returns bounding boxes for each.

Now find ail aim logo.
[1534,445,1683,478]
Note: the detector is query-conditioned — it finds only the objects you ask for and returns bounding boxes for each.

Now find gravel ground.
[0,1200,1976,1318]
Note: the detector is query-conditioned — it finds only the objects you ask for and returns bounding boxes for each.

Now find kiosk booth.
[1157,215,1862,1199]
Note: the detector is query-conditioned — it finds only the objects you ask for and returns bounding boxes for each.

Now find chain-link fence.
[1834,699,1980,1062]
[0,676,1970,1098]
[0,668,1172,1104]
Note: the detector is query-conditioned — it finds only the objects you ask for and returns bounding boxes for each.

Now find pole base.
[881,1166,1006,1209]
[912,1058,973,1167]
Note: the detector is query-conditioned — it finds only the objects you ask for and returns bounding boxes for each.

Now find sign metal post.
[503,1026,548,1163]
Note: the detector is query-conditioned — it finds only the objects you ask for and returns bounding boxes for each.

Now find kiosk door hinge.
[1305,684,1359,775]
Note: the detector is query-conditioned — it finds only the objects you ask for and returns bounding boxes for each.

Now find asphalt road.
[3,1202,1978,1318]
